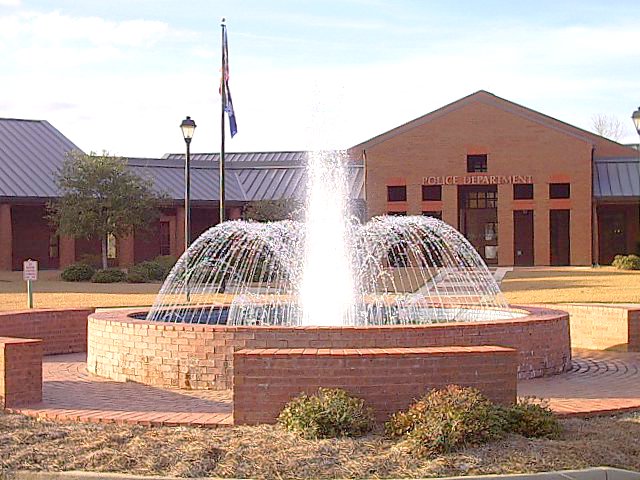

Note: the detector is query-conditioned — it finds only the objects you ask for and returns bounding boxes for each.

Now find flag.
[221,25,238,137]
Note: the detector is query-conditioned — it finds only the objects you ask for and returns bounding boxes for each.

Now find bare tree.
[591,114,624,141]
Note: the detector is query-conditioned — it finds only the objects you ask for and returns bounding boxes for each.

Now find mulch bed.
[1,411,640,479]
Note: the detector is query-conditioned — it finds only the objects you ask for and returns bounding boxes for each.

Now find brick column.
[441,185,458,228]
[118,233,135,268]
[497,184,514,266]
[59,235,76,268]
[0,337,43,408]
[175,207,185,256]
[0,204,12,271]
[534,206,550,265]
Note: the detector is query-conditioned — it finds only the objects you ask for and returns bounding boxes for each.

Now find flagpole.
[219,18,226,224]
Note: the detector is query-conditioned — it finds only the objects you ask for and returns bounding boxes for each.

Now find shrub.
[386,385,506,457]
[137,260,166,281]
[154,255,178,278]
[500,398,561,439]
[61,263,95,282]
[126,265,150,283]
[91,268,126,283]
[612,254,640,270]
[278,388,375,439]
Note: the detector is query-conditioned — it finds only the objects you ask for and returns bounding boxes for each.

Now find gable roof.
[0,118,81,199]
[352,90,637,157]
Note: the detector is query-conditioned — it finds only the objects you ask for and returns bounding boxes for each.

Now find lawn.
[501,266,640,305]
[0,267,638,312]
[1,411,640,478]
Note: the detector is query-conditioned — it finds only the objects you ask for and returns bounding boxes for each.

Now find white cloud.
[0,0,20,7]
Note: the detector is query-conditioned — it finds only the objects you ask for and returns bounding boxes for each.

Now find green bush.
[612,254,640,270]
[500,398,561,439]
[278,388,375,439]
[61,263,95,282]
[91,268,126,283]
[126,265,150,283]
[136,260,166,281]
[154,255,178,278]
[386,386,563,457]
[386,385,506,457]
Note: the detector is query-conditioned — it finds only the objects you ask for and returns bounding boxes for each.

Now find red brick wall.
[87,306,570,390]
[353,94,595,266]
[0,337,42,408]
[552,303,640,351]
[233,345,517,424]
[0,309,92,355]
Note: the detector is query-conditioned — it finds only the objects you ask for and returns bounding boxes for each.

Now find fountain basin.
[87,305,570,390]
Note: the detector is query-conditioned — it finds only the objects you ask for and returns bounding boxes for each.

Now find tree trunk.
[101,234,108,270]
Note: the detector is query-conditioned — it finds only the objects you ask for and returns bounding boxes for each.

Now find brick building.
[0,90,638,270]
[351,91,639,266]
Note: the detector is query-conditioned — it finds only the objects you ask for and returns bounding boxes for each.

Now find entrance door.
[459,186,498,265]
[598,210,626,264]
[550,209,570,266]
[514,210,534,266]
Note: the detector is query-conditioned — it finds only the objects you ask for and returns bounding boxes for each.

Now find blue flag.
[221,26,238,137]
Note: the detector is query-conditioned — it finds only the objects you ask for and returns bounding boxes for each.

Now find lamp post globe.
[632,107,640,136]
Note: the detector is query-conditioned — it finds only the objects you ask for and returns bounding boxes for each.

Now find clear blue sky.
[1,0,638,157]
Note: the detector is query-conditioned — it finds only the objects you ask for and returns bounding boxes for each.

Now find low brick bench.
[233,345,517,425]
[0,337,43,408]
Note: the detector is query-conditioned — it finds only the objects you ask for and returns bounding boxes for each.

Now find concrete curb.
[3,467,640,480]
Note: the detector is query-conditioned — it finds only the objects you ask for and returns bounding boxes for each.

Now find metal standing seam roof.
[128,153,365,202]
[593,158,640,199]
[0,119,81,198]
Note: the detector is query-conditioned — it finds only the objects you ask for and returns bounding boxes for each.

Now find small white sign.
[23,259,38,281]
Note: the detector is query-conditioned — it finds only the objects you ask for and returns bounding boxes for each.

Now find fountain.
[144,150,517,327]
[87,150,571,392]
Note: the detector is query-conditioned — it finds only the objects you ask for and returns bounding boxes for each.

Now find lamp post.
[180,116,196,301]
[633,107,640,147]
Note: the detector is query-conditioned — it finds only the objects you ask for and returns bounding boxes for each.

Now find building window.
[463,190,497,209]
[513,184,534,200]
[387,211,407,216]
[49,234,59,259]
[160,221,171,256]
[549,183,570,199]
[107,234,117,259]
[422,185,442,201]
[422,211,442,220]
[467,154,488,173]
[387,185,407,202]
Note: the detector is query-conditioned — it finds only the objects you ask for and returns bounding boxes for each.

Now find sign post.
[23,259,38,309]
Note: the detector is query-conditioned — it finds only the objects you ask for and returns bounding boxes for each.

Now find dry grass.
[0,267,639,312]
[502,267,640,305]
[1,411,640,478]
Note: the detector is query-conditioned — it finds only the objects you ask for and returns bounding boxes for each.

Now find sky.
[1,0,639,157]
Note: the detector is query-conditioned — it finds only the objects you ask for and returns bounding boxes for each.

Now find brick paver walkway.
[519,348,640,416]
[8,349,640,427]
[9,353,232,427]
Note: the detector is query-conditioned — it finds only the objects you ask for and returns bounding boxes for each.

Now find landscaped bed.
[1,411,640,479]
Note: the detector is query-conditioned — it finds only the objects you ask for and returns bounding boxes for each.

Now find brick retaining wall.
[87,306,570,390]
[233,345,517,424]
[0,336,42,407]
[0,309,93,355]
[546,304,640,351]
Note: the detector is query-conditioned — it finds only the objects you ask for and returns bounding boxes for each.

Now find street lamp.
[180,116,196,301]
[632,107,640,139]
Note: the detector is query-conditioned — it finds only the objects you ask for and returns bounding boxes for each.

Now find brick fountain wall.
[87,306,570,390]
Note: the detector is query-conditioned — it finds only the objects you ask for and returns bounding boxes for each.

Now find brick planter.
[233,345,518,424]
[0,336,42,407]
[87,305,570,390]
